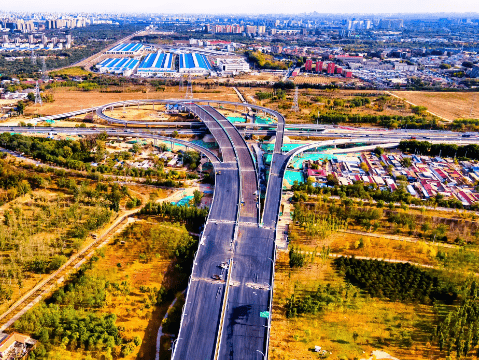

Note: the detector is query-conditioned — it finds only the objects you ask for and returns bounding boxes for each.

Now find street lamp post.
[256,349,265,359]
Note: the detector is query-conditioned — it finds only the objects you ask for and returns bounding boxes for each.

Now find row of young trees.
[291,180,469,210]
[285,282,359,318]
[435,280,479,358]
[316,112,440,129]
[333,257,458,305]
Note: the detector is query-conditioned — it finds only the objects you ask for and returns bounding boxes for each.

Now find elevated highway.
[8,99,479,360]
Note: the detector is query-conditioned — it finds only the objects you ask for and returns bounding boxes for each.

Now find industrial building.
[137,52,175,77]
[178,52,212,74]
[107,43,144,55]
[95,57,139,76]
[216,58,250,75]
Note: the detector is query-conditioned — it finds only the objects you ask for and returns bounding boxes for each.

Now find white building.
[216,58,250,75]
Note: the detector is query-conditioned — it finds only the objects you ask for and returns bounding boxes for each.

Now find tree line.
[140,201,209,232]
[399,140,479,160]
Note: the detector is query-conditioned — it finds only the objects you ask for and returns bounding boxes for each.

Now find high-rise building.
[246,25,257,34]
[316,61,323,72]
[305,59,313,71]
[326,62,336,74]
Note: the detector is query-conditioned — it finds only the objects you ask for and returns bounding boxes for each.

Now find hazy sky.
[4,0,479,15]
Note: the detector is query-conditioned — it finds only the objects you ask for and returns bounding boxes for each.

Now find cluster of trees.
[289,246,305,268]
[292,204,346,238]
[181,150,201,170]
[14,265,142,359]
[140,201,208,232]
[327,203,382,231]
[245,51,289,70]
[0,134,197,185]
[349,96,371,107]
[0,133,95,170]
[56,177,129,211]
[400,140,479,160]
[255,89,287,101]
[435,280,479,357]
[0,156,47,205]
[285,282,359,318]
[450,119,479,132]
[334,257,458,305]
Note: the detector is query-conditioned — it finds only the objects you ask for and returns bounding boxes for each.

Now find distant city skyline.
[3,0,479,15]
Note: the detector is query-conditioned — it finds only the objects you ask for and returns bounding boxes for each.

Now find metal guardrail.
[171,105,224,360]
[214,257,233,359]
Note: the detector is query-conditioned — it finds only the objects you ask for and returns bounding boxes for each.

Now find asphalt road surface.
[173,103,241,360]
[203,106,258,223]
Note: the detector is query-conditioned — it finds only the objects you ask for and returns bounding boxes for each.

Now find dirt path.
[338,229,459,249]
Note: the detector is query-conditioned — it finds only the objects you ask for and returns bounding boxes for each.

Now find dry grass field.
[238,87,416,123]
[23,85,240,117]
[390,91,479,121]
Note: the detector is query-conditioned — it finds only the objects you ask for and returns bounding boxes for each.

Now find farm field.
[390,91,479,121]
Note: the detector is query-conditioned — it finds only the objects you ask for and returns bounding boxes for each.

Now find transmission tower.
[41,57,48,82]
[291,86,299,112]
[185,75,193,99]
[31,50,36,65]
[34,81,42,105]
